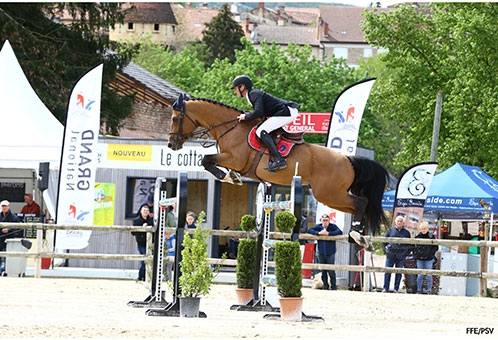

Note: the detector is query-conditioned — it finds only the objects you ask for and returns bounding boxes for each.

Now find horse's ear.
[172,93,186,111]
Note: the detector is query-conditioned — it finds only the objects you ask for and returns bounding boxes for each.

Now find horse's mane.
[187,97,245,114]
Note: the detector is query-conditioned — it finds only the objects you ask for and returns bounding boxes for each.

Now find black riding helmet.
[231,75,253,90]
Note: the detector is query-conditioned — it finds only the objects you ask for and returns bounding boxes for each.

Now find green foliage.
[178,211,213,298]
[0,3,134,133]
[194,3,245,68]
[274,211,297,234]
[361,3,498,178]
[239,214,256,232]
[274,241,302,298]
[235,238,257,289]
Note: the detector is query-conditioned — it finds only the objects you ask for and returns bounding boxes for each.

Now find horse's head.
[168,94,246,150]
[168,93,197,151]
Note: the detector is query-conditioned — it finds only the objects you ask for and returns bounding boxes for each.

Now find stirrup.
[264,159,287,173]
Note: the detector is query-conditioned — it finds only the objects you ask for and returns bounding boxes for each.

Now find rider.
[232,75,300,172]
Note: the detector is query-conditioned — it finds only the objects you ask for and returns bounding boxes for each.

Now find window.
[363,48,373,58]
[127,22,134,31]
[154,23,159,31]
[125,177,155,218]
[334,47,348,60]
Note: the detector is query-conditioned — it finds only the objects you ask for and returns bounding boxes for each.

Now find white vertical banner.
[316,79,376,227]
[55,64,103,250]
[393,162,438,237]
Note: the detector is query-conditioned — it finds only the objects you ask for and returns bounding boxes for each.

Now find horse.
[167,94,389,237]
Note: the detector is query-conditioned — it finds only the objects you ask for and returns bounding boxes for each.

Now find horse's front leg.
[201,154,242,186]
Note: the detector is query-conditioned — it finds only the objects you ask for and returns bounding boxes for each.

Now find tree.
[194,3,245,68]
[0,3,134,135]
[361,3,498,178]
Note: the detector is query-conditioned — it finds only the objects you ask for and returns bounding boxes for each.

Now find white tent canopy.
[0,40,63,170]
[1,40,63,218]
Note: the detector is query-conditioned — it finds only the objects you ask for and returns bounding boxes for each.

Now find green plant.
[240,214,256,232]
[274,211,297,240]
[236,238,257,289]
[274,241,302,298]
[178,211,213,298]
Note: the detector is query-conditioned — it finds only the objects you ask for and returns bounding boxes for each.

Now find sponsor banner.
[316,79,376,225]
[284,112,330,134]
[56,64,103,250]
[93,182,116,226]
[96,143,218,171]
[393,162,438,237]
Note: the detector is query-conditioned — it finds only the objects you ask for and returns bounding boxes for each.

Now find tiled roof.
[277,6,319,25]
[255,26,319,46]
[172,5,219,41]
[319,6,393,43]
[123,2,177,25]
[116,62,189,103]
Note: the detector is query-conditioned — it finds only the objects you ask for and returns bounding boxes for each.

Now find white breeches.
[256,107,298,137]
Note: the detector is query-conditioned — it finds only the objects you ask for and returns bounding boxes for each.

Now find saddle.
[247,126,304,158]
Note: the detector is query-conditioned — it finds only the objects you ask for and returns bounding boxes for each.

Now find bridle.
[170,94,240,147]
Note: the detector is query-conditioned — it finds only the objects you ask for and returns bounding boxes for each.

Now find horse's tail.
[347,156,389,235]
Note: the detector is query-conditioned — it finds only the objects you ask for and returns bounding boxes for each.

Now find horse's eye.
[172,117,179,123]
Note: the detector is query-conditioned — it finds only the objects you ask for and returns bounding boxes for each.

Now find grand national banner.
[392,162,438,237]
[315,78,376,226]
[55,64,103,250]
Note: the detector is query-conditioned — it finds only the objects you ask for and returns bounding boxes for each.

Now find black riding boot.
[260,131,287,172]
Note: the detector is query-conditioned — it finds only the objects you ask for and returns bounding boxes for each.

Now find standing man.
[20,193,41,216]
[308,213,342,290]
[232,75,300,172]
[382,215,412,293]
[415,221,438,294]
[132,205,153,281]
[0,200,22,275]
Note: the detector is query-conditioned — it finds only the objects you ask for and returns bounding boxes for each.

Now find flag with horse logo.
[55,64,103,250]
[316,78,376,227]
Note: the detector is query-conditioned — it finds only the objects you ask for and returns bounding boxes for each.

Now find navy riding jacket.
[244,89,300,121]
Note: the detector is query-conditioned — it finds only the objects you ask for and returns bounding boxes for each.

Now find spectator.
[164,230,175,281]
[229,227,242,259]
[382,215,412,293]
[136,193,154,218]
[132,205,153,281]
[415,221,438,294]
[185,211,197,228]
[20,193,41,215]
[165,204,176,229]
[307,213,342,290]
[184,210,196,238]
[0,200,22,275]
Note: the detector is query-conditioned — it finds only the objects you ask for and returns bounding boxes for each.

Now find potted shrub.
[274,211,297,240]
[274,211,303,322]
[178,211,213,317]
[235,214,258,305]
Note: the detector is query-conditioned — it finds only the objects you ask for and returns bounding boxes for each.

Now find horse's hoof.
[220,173,234,184]
[229,171,243,186]
[349,230,374,252]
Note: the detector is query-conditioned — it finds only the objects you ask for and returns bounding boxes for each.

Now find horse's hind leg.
[352,195,367,226]
[348,195,374,252]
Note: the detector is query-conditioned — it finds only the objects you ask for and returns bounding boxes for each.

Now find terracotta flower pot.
[279,297,303,322]
[235,288,253,305]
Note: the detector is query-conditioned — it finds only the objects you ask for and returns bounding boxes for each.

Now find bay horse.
[168,94,389,237]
